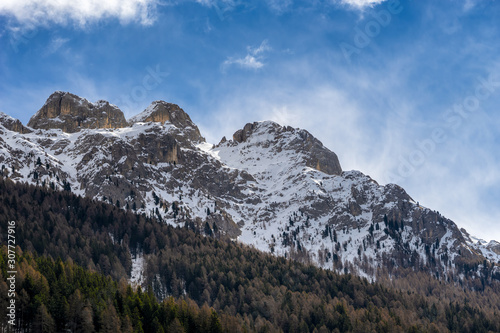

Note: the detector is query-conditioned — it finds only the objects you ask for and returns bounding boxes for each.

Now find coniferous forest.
[1,177,500,332]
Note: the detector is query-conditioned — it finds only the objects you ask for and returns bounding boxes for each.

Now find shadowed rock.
[0,112,32,134]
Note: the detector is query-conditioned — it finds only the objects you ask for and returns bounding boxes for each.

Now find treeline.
[0,248,243,332]
[1,178,500,331]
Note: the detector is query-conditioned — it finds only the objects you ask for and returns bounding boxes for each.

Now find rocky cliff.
[27,91,128,132]
[129,101,203,142]
[0,112,32,134]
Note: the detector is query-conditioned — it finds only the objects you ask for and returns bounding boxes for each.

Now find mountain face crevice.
[1,91,498,286]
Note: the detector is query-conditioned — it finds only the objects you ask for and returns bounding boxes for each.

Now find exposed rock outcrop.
[129,101,204,142]
[27,91,128,133]
[0,112,32,134]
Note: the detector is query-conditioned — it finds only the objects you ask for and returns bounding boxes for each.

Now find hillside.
[0,247,236,332]
[1,178,500,332]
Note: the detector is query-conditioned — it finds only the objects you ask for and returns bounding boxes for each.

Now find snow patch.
[130,251,144,287]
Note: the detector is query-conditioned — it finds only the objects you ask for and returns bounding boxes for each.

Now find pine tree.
[34,304,55,333]
[99,304,121,332]
[210,310,223,333]
[63,181,71,192]
[166,318,184,333]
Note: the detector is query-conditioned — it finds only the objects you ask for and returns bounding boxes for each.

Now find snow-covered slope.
[0,92,498,286]
[462,230,500,263]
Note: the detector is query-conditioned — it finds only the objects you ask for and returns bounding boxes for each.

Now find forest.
[0,177,500,332]
[0,249,238,332]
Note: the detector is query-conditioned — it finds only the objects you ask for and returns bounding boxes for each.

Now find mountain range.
[1,91,498,287]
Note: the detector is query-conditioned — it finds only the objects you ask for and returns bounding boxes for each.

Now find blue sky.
[1,0,500,241]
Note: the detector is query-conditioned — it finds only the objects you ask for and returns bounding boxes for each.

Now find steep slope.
[0,91,498,287]
[200,121,490,282]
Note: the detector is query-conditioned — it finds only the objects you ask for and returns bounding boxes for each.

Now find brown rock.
[129,101,204,142]
[28,91,128,133]
[233,123,256,143]
[0,112,32,134]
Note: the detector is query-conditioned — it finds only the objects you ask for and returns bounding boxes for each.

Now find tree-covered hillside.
[1,178,499,332]
[0,249,241,332]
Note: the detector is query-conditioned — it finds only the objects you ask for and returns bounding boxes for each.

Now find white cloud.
[224,55,265,69]
[337,0,387,9]
[463,0,478,11]
[194,0,245,20]
[0,0,158,28]
[250,39,271,55]
[45,37,70,55]
[222,40,271,70]
[266,0,293,14]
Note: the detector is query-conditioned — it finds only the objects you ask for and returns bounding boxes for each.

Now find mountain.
[0,91,498,287]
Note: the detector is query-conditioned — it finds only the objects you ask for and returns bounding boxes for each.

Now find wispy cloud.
[194,0,247,21]
[463,0,481,11]
[336,0,388,9]
[222,40,271,71]
[0,0,158,28]
[252,40,272,55]
[266,0,293,14]
[225,55,265,69]
[44,37,70,56]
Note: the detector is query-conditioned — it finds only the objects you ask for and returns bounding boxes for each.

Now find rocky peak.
[0,112,32,134]
[129,101,204,142]
[232,122,259,143]
[231,121,342,176]
[27,91,128,133]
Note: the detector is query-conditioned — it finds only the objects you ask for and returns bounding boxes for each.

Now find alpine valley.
[1,91,499,290]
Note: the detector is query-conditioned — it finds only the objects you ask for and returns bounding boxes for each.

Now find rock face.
[129,101,203,142]
[0,112,32,134]
[27,91,128,133]
[1,91,499,287]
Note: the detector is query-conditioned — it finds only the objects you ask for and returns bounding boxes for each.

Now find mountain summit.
[27,91,128,132]
[1,92,498,288]
[231,121,342,176]
[129,100,204,142]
